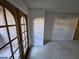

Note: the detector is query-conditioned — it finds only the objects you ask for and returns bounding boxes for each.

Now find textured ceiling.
[25,0,79,13]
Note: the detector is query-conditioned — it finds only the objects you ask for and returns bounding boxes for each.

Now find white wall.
[44,12,79,41]
[29,9,45,46]
[6,0,29,15]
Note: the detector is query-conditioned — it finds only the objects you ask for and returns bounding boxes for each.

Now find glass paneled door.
[0,5,20,59]
[20,16,28,54]
[0,1,29,59]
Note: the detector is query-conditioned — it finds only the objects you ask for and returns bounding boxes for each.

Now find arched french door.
[0,1,29,59]
[20,16,28,54]
[0,5,20,59]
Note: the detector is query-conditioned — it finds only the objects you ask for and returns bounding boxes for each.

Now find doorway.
[33,17,44,46]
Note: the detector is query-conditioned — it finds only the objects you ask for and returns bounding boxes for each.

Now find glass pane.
[5,8,15,25]
[8,26,17,40]
[23,39,28,54]
[14,49,20,59]
[24,25,27,31]
[23,41,26,54]
[12,39,18,52]
[21,25,25,32]
[0,44,12,58]
[23,17,26,24]
[24,47,26,54]
[0,28,9,48]
[25,32,27,43]
[21,16,26,24]
[25,32,27,38]
[21,16,24,24]
[22,33,25,40]
[23,40,26,48]
[0,6,6,26]
[22,33,28,53]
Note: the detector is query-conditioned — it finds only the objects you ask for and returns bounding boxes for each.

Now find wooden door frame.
[18,10,30,58]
